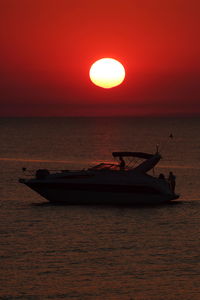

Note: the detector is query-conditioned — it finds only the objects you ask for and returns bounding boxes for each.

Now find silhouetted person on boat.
[119,156,125,170]
[158,173,165,180]
[168,171,176,193]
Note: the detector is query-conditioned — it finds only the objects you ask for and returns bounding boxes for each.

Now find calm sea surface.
[0,117,200,299]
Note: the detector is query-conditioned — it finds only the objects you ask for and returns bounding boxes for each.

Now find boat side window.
[89,163,119,171]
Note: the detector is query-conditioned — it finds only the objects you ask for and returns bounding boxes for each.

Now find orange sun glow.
[89,58,125,89]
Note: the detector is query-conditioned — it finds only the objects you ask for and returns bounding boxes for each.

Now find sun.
[89,58,125,89]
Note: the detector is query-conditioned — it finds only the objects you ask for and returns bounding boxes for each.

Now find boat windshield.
[89,163,119,171]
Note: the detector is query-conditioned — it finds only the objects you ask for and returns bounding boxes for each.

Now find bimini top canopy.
[112,152,154,159]
[112,151,161,173]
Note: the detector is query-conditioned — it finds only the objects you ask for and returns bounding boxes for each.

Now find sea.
[0,117,200,300]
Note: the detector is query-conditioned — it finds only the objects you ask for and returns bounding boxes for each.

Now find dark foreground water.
[0,117,200,299]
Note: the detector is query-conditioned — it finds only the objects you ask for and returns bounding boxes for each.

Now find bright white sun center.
[89,58,125,89]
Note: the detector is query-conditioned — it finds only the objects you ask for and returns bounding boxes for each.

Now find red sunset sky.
[1,0,200,116]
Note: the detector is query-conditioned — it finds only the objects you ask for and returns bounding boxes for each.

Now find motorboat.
[19,151,179,205]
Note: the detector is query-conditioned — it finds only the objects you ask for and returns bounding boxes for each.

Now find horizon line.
[1,113,200,118]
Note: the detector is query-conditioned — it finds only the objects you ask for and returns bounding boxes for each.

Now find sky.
[1,0,200,116]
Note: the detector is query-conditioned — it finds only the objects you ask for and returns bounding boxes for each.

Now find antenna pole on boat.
[156,144,159,154]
